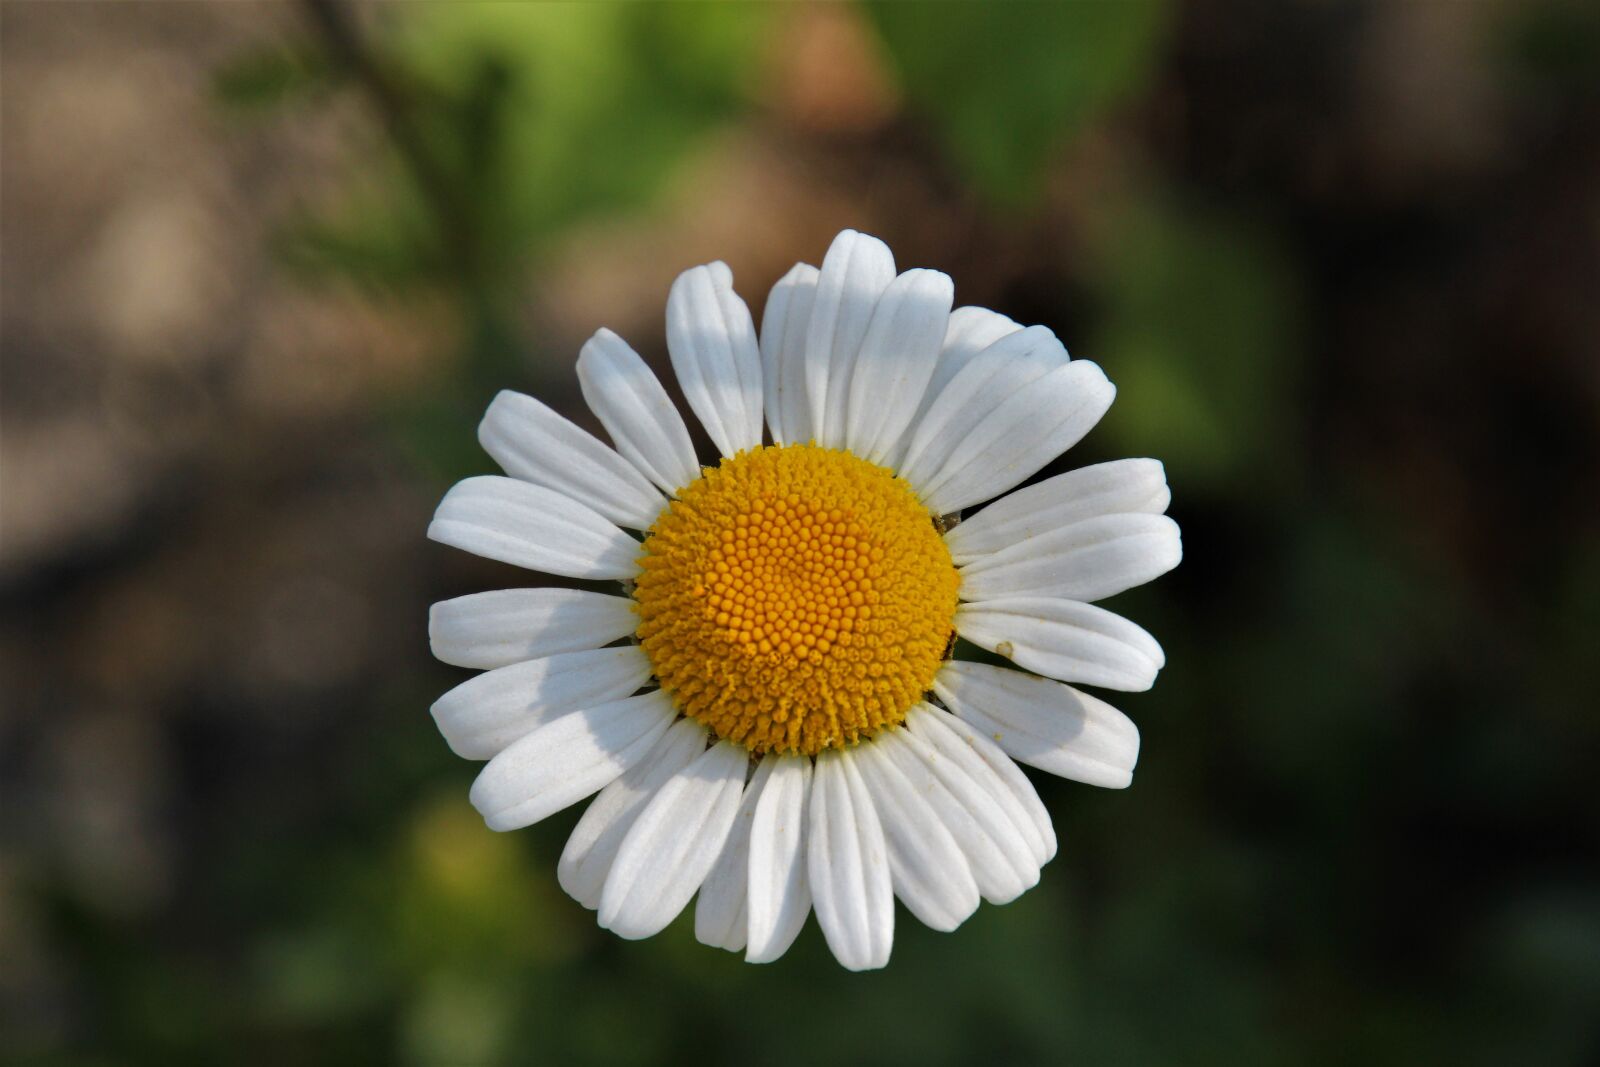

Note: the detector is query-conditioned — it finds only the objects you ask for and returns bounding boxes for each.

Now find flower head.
[428,229,1181,970]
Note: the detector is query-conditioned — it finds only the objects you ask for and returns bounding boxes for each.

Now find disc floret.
[635,444,959,755]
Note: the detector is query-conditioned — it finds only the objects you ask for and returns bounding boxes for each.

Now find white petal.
[666,262,764,458]
[428,476,640,580]
[933,662,1141,788]
[944,459,1171,564]
[694,755,778,953]
[758,263,819,446]
[890,306,1022,468]
[910,704,1056,865]
[600,740,749,940]
[920,360,1116,515]
[428,588,637,670]
[844,268,954,464]
[477,390,667,530]
[745,754,813,963]
[559,718,710,910]
[804,230,896,449]
[853,741,979,932]
[953,596,1165,691]
[877,721,1037,904]
[468,690,676,831]
[808,748,894,971]
[931,307,1024,400]
[959,513,1183,604]
[430,646,651,760]
[897,326,1067,497]
[577,328,700,495]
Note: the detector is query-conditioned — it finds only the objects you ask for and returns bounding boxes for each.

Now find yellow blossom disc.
[634,444,959,756]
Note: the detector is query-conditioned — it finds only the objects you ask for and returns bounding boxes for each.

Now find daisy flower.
[428,229,1181,970]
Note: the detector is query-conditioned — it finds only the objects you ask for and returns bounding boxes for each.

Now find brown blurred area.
[3,0,1599,1063]
[0,29,391,1062]
[2,0,431,915]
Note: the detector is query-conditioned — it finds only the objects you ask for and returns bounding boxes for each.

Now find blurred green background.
[3,1,1598,1063]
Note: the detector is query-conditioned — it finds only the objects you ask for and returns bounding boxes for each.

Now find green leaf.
[389,1,772,260]
[866,0,1171,202]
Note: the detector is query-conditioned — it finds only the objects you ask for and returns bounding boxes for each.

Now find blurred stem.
[299,0,482,287]
[299,0,519,434]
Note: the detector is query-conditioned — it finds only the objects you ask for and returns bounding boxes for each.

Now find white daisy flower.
[428,229,1181,971]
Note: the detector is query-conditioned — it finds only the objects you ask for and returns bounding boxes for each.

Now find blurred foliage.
[212,41,334,114]
[220,2,771,292]
[391,2,769,248]
[1499,0,1600,93]
[1089,193,1300,491]
[866,0,1170,202]
[14,0,1599,1064]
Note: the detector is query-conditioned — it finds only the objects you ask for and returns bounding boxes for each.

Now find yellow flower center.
[634,444,959,756]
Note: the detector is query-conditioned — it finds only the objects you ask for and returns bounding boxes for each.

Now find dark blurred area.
[3,1,1598,1063]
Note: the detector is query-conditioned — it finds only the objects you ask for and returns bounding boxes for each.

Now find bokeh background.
[4,1,1598,1063]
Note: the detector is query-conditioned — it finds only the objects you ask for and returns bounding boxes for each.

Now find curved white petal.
[910,704,1056,865]
[930,307,1024,401]
[959,513,1183,604]
[478,390,667,530]
[559,718,709,910]
[891,306,1022,467]
[600,740,749,940]
[469,690,676,831]
[953,596,1165,692]
[877,722,1037,904]
[666,262,764,458]
[844,268,954,464]
[944,459,1171,564]
[744,754,813,964]
[430,646,651,760]
[577,328,700,495]
[921,359,1116,515]
[898,326,1067,497]
[804,230,896,449]
[758,263,819,446]
[933,661,1141,788]
[853,741,979,932]
[428,588,637,670]
[808,748,893,971]
[428,476,640,580]
[694,755,778,953]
